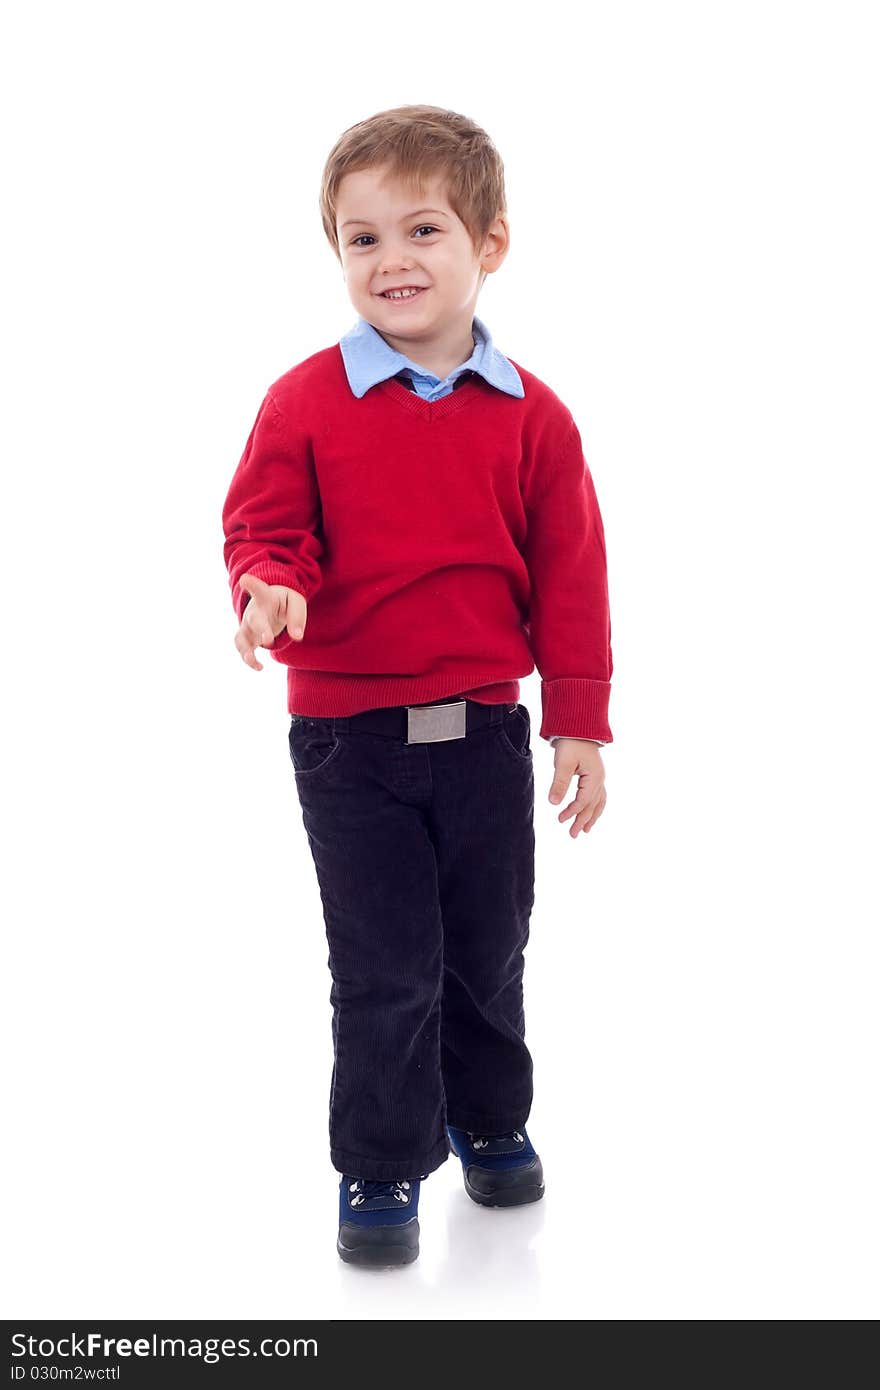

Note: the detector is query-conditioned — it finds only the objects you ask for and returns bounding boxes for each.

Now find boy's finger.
[572,797,603,836]
[549,766,584,804]
[548,773,571,804]
[244,609,274,648]
[568,789,605,835]
[240,572,271,600]
[234,627,263,671]
[569,803,594,835]
[556,782,595,823]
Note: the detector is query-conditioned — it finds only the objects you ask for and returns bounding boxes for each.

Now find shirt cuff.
[547,734,606,746]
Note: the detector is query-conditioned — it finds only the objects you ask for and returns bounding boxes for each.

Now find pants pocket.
[288,718,344,776]
[496,704,533,762]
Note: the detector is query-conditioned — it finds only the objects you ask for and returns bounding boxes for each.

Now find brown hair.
[319,104,507,288]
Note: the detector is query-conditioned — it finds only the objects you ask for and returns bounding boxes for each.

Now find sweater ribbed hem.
[285,668,528,717]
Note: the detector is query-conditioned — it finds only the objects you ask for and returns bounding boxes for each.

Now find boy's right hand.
[234,573,308,671]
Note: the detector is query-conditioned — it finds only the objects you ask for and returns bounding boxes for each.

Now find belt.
[291,696,517,745]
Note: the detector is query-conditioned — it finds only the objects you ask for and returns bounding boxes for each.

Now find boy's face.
[335,165,508,355]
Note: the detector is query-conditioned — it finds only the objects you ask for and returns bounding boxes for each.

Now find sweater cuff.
[233,562,315,624]
[539,678,613,744]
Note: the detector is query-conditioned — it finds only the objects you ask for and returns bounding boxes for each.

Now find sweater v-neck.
[377,374,482,423]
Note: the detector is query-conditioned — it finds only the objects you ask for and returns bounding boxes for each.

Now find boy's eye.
[350,226,438,248]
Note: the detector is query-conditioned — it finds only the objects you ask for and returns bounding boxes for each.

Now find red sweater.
[222,345,613,744]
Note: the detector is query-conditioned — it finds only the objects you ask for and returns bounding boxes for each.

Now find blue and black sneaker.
[337,1176,421,1266]
[446,1126,545,1207]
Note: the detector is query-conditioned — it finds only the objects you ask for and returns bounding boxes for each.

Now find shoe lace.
[470,1130,525,1151]
[348,1179,411,1208]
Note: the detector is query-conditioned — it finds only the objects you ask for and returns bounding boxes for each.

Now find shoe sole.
[464,1175,545,1207]
[337,1220,420,1267]
[446,1131,545,1208]
[337,1238,419,1266]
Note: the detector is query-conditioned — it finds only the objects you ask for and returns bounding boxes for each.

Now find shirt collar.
[338,312,524,400]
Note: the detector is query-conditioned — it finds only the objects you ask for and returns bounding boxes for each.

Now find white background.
[3,0,878,1321]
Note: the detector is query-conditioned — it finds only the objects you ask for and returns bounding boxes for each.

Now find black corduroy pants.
[287,698,537,1182]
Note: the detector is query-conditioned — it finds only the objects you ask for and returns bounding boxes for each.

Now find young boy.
[221,104,613,1267]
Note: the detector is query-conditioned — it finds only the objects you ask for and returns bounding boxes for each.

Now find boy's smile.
[335,164,509,380]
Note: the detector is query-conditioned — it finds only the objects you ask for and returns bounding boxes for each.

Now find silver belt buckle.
[406,700,467,744]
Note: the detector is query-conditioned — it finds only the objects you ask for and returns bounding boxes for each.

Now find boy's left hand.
[548,739,607,837]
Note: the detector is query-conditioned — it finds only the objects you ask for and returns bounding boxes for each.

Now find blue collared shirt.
[338,312,525,401]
